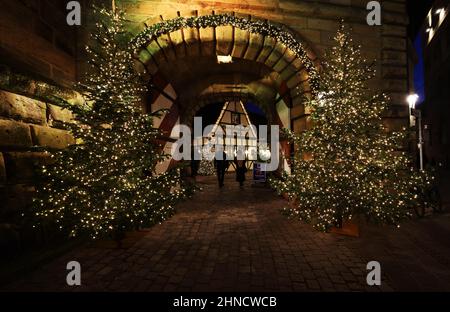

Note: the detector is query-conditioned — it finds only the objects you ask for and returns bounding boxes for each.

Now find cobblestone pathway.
[3,174,450,292]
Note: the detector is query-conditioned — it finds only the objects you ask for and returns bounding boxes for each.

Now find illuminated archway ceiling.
[134,22,314,114]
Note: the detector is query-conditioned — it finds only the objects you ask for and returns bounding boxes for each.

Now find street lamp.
[407,94,423,171]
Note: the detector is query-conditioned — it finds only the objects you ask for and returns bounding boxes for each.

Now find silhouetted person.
[214,149,228,188]
[235,157,247,187]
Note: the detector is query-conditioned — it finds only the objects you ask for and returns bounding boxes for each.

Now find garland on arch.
[130,14,319,92]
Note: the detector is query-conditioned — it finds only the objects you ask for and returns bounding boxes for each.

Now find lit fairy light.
[33,7,188,240]
[269,24,432,232]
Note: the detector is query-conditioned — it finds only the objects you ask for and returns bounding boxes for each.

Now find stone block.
[298,29,321,46]
[66,92,85,107]
[274,49,297,73]
[244,32,265,61]
[307,18,340,32]
[0,90,46,124]
[382,66,407,79]
[383,1,406,13]
[156,35,177,61]
[265,42,287,68]
[280,65,298,82]
[0,119,33,149]
[382,79,407,93]
[216,25,234,55]
[383,11,408,25]
[381,25,407,37]
[382,50,407,66]
[138,49,153,65]
[170,30,186,58]
[30,125,74,149]
[47,104,73,125]
[183,22,200,42]
[285,70,301,88]
[231,27,250,58]
[199,26,215,56]
[256,36,277,63]
[291,103,306,119]
[3,152,51,183]
[147,40,167,65]
[382,37,406,51]
[144,58,159,76]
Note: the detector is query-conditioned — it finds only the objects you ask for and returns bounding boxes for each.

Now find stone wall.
[0,70,81,251]
[117,0,410,131]
[0,0,79,86]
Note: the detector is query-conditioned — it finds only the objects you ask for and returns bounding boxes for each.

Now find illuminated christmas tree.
[272,25,430,231]
[197,158,216,176]
[33,8,185,239]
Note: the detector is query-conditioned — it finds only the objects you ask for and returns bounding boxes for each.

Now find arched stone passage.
[131,14,320,110]
[130,14,320,173]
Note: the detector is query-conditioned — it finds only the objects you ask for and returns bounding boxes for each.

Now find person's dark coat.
[214,151,228,187]
[235,159,247,184]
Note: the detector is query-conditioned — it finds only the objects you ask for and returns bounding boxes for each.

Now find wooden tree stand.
[282,192,360,237]
[329,220,360,237]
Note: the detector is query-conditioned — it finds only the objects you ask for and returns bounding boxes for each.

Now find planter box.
[329,220,360,237]
[280,193,360,237]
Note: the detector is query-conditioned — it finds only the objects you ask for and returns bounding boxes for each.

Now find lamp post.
[407,94,423,171]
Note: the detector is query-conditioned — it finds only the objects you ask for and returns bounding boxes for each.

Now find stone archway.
[130,14,320,172]
[131,14,319,105]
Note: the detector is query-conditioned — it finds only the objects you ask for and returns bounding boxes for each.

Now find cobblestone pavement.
[3,174,450,292]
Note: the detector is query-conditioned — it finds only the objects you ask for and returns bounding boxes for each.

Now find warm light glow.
[271,25,431,232]
[217,54,233,64]
[259,148,271,161]
[33,7,187,240]
[407,94,419,109]
[435,8,444,15]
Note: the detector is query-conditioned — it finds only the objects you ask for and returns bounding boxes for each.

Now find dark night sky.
[407,0,435,104]
[407,0,434,38]
[196,102,268,127]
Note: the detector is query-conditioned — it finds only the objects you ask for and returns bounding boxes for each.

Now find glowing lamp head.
[407,94,419,109]
[217,55,233,64]
[259,148,271,161]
